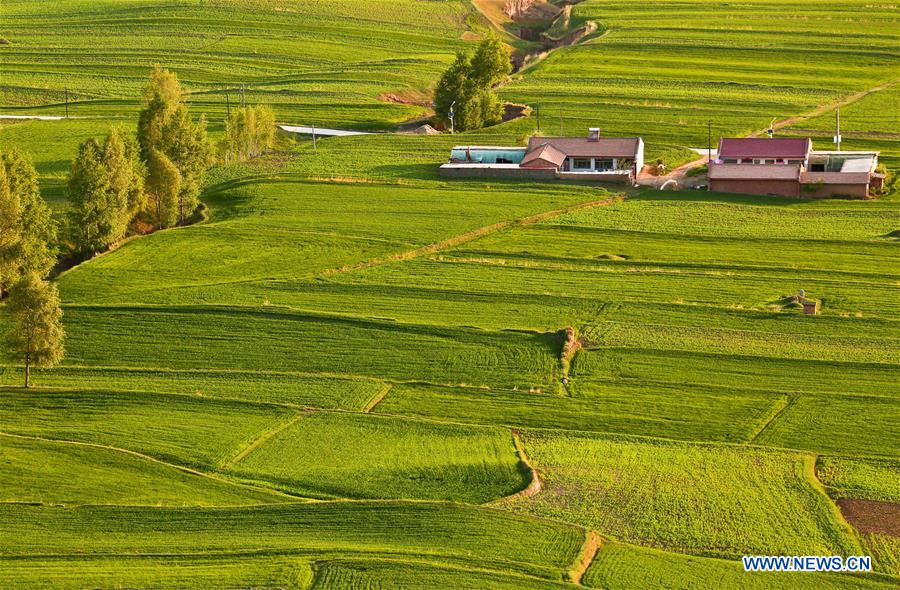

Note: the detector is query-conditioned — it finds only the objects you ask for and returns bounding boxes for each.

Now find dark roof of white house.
[527,136,641,158]
[521,142,567,168]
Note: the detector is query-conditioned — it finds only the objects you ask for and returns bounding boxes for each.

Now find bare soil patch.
[838,499,900,537]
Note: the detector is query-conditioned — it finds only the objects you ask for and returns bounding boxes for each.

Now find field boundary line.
[487,430,541,506]
[568,530,602,585]
[0,431,303,502]
[802,455,866,556]
[317,194,622,279]
[221,412,305,469]
[749,79,899,137]
[746,394,795,445]
[362,384,393,413]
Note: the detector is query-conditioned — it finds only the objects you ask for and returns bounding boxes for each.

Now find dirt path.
[221,411,304,469]
[569,530,602,585]
[317,194,620,279]
[636,155,708,189]
[0,430,301,501]
[748,79,899,138]
[746,395,795,444]
[362,384,393,413]
[487,430,542,506]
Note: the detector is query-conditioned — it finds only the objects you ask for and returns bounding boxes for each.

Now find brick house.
[440,128,644,183]
[708,138,882,198]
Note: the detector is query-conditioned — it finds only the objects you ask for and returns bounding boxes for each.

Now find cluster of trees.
[67,129,145,256]
[2,66,278,387]
[223,105,276,163]
[67,66,214,257]
[0,151,64,387]
[434,35,512,132]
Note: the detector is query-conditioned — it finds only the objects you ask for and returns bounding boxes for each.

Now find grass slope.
[0,388,293,470]
[229,412,526,502]
[585,541,895,590]
[0,502,586,581]
[0,434,286,506]
[502,431,858,558]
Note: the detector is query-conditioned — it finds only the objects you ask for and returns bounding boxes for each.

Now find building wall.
[438,166,557,180]
[710,178,871,199]
[556,171,633,184]
[709,179,800,198]
[801,182,870,199]
[635,139,645,175]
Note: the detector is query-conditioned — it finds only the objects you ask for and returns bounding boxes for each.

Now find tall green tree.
[145,148,181,229]
[67,129,146,256]
[0,150,56,288]
[104,127,146,224]
[5,272,65,388]
[67,138,112,255]
[137,65,212,227]
[471,34,512,88]
[0,160,20,288]
[434,52,478,131]
[434,36,510,132]
[224,104,276,162]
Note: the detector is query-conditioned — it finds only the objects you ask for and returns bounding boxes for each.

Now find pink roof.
[708,163,800,180]
[527,136,640,158]
[521,143,567,169]
[718,138,811,160]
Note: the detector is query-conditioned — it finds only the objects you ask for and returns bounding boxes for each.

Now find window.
[595,159,614,170]
[810,163,826,172]
[572,158,592,170]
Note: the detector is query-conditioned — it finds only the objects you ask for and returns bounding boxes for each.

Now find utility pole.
[225,91,230,118]
[311,124,317,153]
[536,103,541,134]
[835,108,842,151]
[559,108,563,136]
[64,86,69,119]
[707,120,712,163]
[448,101,456,134]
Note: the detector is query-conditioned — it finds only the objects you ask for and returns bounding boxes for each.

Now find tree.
[434,52,478,130]
[0,159,21,289]
[137,65,212,227]
[0,150,56,289]
[67,138,112,255]
[67,128,146,256]
[224,104,276,162]
[253,105,276,156]
[471,34,511,88]
[145,148,181,229]
[5,272,65,388]
[434,36,511,132]
[104,127,146,225]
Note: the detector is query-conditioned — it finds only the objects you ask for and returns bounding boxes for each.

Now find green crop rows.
[0,0,898,587]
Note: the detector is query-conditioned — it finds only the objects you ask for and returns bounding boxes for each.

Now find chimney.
[588,127,600,141]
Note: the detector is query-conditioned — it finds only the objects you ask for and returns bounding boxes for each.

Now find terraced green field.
[501,0,900,162]
[0,0,475,128]
[0,0,898,587]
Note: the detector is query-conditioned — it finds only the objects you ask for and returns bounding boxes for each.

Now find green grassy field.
[501,430,858,558]
[501,0,900,162]
[0,0,898,587]
[227,412,526,502]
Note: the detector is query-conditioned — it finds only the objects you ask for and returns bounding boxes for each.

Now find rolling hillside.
[0,0,898,587]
